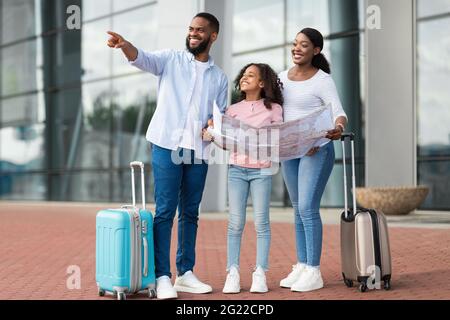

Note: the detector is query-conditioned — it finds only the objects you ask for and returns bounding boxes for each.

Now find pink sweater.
[225,99,283,168]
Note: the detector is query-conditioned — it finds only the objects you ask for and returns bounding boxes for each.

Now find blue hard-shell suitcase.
[96,161,156,300]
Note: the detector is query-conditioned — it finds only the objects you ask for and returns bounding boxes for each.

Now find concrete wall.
[365,0,416,187]
[201,0,233,212]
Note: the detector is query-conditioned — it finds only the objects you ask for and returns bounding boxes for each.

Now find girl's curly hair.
[234,63,284,110]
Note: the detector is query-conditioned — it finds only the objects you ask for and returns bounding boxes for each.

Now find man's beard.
[186,36,210,56]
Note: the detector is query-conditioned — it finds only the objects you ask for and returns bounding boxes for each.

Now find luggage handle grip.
[130,161,146,211]
[143,237,148,277]
[341,132,357,219]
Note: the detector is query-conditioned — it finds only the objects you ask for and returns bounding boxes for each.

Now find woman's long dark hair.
[234,63,284,110]
[299,28,331,74]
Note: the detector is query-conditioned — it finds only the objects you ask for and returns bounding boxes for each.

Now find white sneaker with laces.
[222,266,240,294]
[250,266,268,293]
[174,271,213,294]
[156,276,178,299]
[279,263,306,288]
[291,266,324,292]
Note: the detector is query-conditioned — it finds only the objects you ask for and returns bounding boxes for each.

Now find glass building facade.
[0,0,449,211]
[416,0,450,209]
[0,0,158,203]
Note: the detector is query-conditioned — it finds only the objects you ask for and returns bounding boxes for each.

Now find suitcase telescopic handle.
[130,161,146,211]
[341,133,357,219]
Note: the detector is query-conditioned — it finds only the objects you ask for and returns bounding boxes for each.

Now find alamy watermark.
[66,265,81,290]
[66,5,81,30]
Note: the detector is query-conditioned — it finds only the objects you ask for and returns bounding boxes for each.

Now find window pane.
[0,173,46,200]
[112,6,158,76]
[82,0,111,21]
[1,40,41,96]
[111,168,154,203]
[288,0,360,37]
[77,81,112,170]
[111,73,157,168]
[113,0,154,12]
[233,48,285,81]
[417,0,450,18]
[52,172,111,202]
[0,93,44,127]
[82,19,111,81]
[233,0,284,53]
[418,160,450,209]
[1,0,39,45]
[417,17,450,210]
[417,18,450,152]
[287,0,329,38]
[0,124,45,172]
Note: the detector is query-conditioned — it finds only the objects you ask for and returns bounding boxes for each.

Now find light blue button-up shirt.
[130,48,228,160]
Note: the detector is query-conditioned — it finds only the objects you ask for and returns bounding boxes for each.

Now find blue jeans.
[151,144,208,278]
[227,165,272,271]
[281,142,335,267]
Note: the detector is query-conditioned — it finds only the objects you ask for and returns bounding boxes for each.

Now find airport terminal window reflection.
[1,40,39,96]
[417,0,450,18]
[233,0,284,53]
[112,0,154,12]
[0,0,38,45]
[82,0,111,21]
[112,6,157,76]
[111,73,157,168]
[287,0,329,37]
[232,48,284,79]
[82,18,111,82]
[76,81,112,170]
[417,10,450,209]
[0,1,159,202]
[0,124,45,172]
[0,173,46,200]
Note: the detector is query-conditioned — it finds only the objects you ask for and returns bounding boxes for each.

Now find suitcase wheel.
[117,292,126,300]
[98,288,106,297]
[344,279,353,288]
[358,283,368,293]
[148,289,157,299]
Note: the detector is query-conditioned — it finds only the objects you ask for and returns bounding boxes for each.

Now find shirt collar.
[186,50,215,68]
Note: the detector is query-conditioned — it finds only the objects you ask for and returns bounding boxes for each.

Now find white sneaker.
[156,276,178,299]
[280,263,306,288]
[174,271,213,294]
[250,266,268,293]
[291,266,324,292]
[222,266,240,294]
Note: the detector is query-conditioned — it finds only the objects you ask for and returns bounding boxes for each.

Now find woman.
[278,28,347,292]
[203,63,283,293]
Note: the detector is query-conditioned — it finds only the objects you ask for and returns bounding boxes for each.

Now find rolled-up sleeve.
[321,75,348,123]
[216,75,229,114]
[129,48,173,76]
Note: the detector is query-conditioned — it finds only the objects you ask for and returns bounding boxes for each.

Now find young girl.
[203,63,283,293]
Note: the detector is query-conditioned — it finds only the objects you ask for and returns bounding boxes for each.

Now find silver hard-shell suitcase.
[340,133,392,292]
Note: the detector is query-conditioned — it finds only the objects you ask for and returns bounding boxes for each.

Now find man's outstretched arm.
[106,31,138,61]
[107,31,171,76]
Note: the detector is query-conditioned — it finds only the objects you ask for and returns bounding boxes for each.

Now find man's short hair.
[194,12,220,34]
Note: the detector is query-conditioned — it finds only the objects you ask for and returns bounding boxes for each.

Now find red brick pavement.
[0,204,449,300]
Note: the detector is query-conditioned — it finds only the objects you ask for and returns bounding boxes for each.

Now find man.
[107,12,228,299]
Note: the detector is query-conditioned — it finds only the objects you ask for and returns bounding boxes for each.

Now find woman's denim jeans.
[227,165,272,271]
[281,142,335,267]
